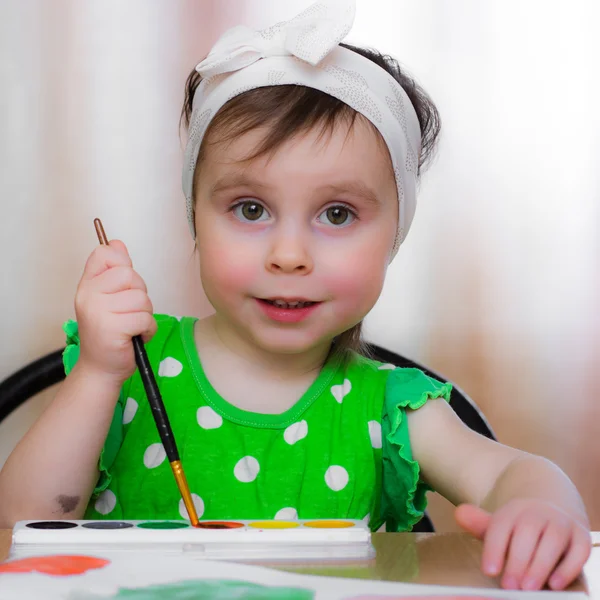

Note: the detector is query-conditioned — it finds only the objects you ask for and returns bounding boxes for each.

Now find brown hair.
[181,43,441,359]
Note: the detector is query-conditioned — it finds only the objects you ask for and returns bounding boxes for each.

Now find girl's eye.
[232,201,269,222]
[318,205,356,227]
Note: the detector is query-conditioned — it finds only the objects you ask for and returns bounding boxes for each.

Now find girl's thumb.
[108,239,129,255]
[454,504,491,540]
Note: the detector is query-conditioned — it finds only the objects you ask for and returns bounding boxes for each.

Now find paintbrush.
[93,218,199,527]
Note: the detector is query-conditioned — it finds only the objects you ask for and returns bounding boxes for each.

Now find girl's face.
[194,117,398,357]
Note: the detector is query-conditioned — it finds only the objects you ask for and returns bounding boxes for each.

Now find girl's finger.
[548,526,592,590]
[480,506,519,578]
[141,326,157,344]
[115,312,157,340]
[106,289,154,316]
[519,519,570,590]
[501,514,548,589]
[81,243,132,280]
[92,266,148,294]
[454,504,491,540]
[107,239,129,256]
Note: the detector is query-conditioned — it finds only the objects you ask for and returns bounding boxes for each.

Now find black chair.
[0,345,495,532]
[0,349,65,423]
[366,343,496,532]
[367,344,495,441]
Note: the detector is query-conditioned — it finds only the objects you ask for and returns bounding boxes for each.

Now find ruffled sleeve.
[62,320,125,496]
[381,367,452,532]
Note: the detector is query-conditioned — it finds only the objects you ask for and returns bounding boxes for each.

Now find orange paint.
[304,520,355,528]
[0,555,109,576]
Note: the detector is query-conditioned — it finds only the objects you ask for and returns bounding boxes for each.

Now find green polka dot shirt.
[62,315,452,532]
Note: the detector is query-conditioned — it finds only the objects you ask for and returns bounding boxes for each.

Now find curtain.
[1,0,598,528]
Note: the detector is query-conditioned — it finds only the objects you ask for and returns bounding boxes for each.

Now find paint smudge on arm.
[55,494,80,514]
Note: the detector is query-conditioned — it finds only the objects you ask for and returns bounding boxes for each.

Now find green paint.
[136,521,189,529]
[72,579,314,599]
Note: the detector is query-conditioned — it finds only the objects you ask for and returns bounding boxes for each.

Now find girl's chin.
[246,329,333,356]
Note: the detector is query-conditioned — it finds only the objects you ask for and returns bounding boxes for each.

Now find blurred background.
[1,0,599,529]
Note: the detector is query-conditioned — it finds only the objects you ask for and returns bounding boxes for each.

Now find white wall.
[0,0,236,466]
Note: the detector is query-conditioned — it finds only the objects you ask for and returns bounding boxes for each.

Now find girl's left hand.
[455,501,592,591]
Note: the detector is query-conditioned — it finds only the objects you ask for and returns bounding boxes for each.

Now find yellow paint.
[248,521,300,529]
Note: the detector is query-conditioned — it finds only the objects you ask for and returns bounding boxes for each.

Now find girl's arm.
[0,239,156,528]
[0,363,121,526]
[407,398,591,591]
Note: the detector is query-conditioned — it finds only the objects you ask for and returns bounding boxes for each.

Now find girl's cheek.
[200,240,260,296]
[325,251,388,305]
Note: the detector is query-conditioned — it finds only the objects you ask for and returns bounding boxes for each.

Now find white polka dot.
[122,397,138,425]
[158,357,183,377]
[143,443,167,469]
[179,493,205,520]
[95,489,117,515]
[330,379,352,403]
[283,420,308,445]
[234,456,260,483]
[368,421,382,449]
[325,465,349,492]
[274,507,298,520]
[378,363,396,370]
[197,406,223,430]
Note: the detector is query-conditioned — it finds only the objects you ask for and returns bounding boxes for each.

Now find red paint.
[194,520,245,529]
[0,555,109,576]
[256,299,320,323]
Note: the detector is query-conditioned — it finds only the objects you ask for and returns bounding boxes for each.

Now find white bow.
[195,0,356,78]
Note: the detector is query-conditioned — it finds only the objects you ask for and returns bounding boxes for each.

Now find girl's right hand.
[74,239,157,385]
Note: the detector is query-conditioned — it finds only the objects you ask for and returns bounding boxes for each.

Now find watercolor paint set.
[11,518,375,562]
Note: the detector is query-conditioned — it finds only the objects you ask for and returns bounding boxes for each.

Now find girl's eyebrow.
[210,173,270,195]
[210,173,380,206]
[321,181,381,206]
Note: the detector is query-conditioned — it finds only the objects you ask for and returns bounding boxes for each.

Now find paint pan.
[82,522,133,530]
[304,520,355,528]
[11,519,375,562]
[25,521,78,530]
[195,521,244,529]
[137,521,189,530]
[248,521,299,529]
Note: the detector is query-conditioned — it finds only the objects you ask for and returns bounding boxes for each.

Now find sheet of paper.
[0,551,588,600]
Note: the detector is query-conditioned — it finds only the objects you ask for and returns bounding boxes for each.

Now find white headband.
[182,0,421,257]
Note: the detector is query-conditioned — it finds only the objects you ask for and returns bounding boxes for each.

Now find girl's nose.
[266,229,314,275]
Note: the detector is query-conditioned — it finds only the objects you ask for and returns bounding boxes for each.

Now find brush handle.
[132,335,179,463]
[93,218,197,524]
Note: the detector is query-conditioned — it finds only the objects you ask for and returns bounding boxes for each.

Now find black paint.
[26,521,78,529]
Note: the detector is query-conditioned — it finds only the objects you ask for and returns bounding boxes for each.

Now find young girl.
[0,0,591,591]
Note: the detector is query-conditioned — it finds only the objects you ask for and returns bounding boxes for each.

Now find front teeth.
[272,300,311,309]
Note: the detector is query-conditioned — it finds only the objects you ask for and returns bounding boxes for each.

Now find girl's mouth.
[262,299,317,309]
[256,298,321,323]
